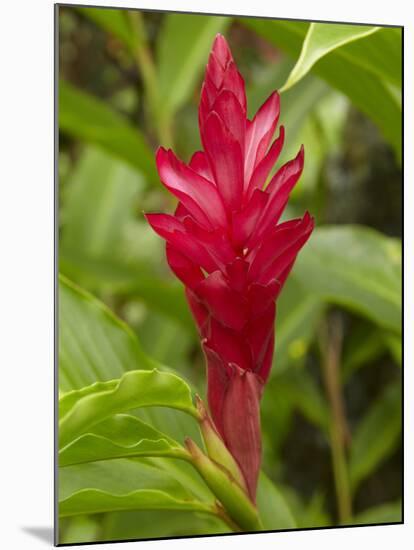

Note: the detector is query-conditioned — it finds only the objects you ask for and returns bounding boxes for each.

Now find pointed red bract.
[146,34,314,501]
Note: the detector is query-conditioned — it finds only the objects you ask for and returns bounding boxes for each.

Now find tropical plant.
[57,6,402,544]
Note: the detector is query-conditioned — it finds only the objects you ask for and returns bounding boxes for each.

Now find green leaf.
[281,23,379,92]
[59,516,101,545]
[59,414,187,467]
[293,226,402,334]
[138,311,194,370]
[58,147,193,328]
[59,274,153,392]
[59,459,214,518]
[59,369,198,447]
[60,380,118,420]
[256,473,296,529]
[156,14,230,122]
[60,489,213,518]
[58,276,209,509]
[60,253,193,331]
[352,500,402,525]
[61,147,144,258]
[77,7,136,51]
[59,79,157,184]
[340,28,402,87]
[59,274,201,447]
[349,381,401,491]
[242,19,402,159]
[101,510,230,541]
[274,276,324,375]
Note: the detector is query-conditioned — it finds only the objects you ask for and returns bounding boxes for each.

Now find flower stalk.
[319,314,352,524]
[185,437,263,531]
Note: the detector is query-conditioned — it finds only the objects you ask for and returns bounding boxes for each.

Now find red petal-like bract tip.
[212,33,233,67]
[146,34,314,501]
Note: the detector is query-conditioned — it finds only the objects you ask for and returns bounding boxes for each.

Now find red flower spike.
[146,34,314,502]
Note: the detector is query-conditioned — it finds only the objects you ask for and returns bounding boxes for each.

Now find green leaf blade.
[349,381,402,491]
[59,459,214,518]
[257,473,296,529]
[59,369,197,447]
[157,15,230,122]
[60,488,214,518]
[59,274,153,392]
[59,80,157,184]
[293,226,402,333]
[242,19,402,159]
[59,414,187,467]
[282,23,379,92]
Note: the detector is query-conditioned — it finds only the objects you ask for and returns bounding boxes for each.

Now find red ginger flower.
[146,34,314,501]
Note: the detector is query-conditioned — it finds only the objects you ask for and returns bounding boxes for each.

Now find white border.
[1,1,411,548]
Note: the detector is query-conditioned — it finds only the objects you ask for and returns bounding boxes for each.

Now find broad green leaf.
[60,380,118,420]
[274,276,324,375]
[281,23,379,91]
[59,274,153,391]
[58,274,200,446]
[349,381,401,490]
[59,516,100,545]
[100,510,230,542]
[61,147,143,258]
[59,369,198,447]
[340,28,402,87]
[60,252,192,330]
[59,414,187,466]
[293,226,402,334]
[77,7,136,51]
[60,458,195,501]
[59,80,157,184]
[138,311,194,371]
[59,147,192,328]
[315,48,401,159]
[58,276,208,506]
[352,501,402,525]
[60,434,184,468]
[157,14,230,122]
[60,490,213,518]
[256,473,296,529]
[242,19,402,159]
[59,459,214,518]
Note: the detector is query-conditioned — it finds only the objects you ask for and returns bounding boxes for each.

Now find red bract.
[146,34,314,501]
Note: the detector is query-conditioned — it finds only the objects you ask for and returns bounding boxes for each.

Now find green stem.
[319,314,352,524]
[128,11,174,147]
[213,501,243,532]
[185,438,263,532]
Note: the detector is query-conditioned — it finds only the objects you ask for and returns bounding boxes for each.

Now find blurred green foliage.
[58,6,402,544]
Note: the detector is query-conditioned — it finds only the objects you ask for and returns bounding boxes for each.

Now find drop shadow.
[21,526,54,545]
